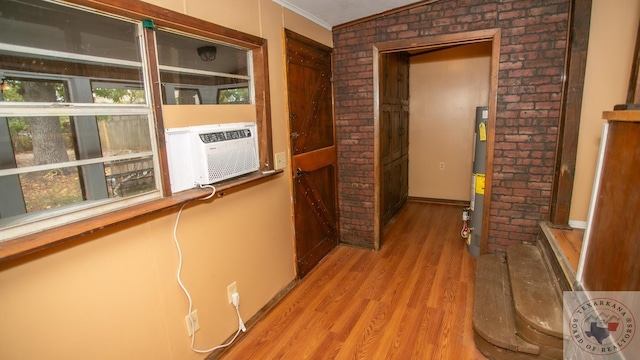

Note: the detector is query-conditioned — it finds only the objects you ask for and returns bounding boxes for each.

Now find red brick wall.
[333,0,569,252]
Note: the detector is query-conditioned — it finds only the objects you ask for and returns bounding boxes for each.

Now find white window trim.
[0,152,154,177]
[158,64,250,81]
[0,103,151,117]
[0,43,143,69]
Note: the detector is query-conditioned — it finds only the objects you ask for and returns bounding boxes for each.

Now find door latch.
[296,168,308,177]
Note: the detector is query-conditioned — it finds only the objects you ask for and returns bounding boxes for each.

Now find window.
[156,30,252,105]
[0,0,274,250]
[0,0,158,240]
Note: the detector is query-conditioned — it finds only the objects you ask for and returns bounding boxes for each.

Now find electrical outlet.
[185,310,200,336]
[227,282,238,304]
[275,152,287,170]
[439,162,445,170]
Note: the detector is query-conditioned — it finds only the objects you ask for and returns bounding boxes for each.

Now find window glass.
[174,88,202,105]
[3,112,154,209]
[0,0,158,240]
[20,168,83,213]
[156,30,248,75]
[217,87,250,104]
[156,30,253,105]
[0,0,141,62]
[91,81,146,105]
[2,78,68,103]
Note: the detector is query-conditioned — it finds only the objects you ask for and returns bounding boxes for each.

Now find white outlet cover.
[227,282,238,303]
[185,310,200,336]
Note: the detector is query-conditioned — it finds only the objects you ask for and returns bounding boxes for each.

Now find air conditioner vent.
[165,123,259,193]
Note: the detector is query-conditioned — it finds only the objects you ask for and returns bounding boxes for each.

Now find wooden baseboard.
[407,196,470,207]
[207,279,299,359]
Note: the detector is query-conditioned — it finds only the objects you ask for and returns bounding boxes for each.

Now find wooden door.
[380,52,410,225]
[581,117,640,291]
[285,30,338,278]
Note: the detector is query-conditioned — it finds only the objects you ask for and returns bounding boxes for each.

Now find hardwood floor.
[220,201,486,359]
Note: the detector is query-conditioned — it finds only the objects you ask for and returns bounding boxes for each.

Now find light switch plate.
[275,152,287,170]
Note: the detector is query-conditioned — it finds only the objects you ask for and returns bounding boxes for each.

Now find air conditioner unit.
[165,122,259,193]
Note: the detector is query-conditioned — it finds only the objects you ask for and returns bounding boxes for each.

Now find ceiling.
[272,0,423,29]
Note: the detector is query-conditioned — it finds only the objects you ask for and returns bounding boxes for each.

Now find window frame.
[0,0,277,262]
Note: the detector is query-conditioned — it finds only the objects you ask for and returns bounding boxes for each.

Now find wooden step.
[536,221,581,294]
[474,333,559,360]
[473,254,540,357]
[507,244,563,352]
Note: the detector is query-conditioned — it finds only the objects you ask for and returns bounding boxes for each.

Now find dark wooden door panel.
[401,109,409,156]
[381,106,403,165]
[285,29,337,278]
[380,52,410,227]
[381,108,392,164]
[294,164,337,276]
[381,156,408,224]
[287,38,333,155]
[582,120,640,291]
[391,109,402,160]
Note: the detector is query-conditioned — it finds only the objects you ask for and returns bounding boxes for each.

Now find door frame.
[373,28,501,253]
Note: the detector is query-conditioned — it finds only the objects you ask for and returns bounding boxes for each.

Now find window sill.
[0,169,283,263]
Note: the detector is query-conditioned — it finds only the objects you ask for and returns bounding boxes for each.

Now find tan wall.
[0,0,332,359]
[570,0,640,225]
[408,42,491,201]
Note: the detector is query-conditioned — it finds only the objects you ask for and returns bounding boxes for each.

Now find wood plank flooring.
[219,201,486,359]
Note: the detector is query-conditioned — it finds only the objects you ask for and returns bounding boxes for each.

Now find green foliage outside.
[92,88,146,105]
[218,87,249,104]
[93,88,145,121]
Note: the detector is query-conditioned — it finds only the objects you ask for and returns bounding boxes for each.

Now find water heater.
[468,106,488,256]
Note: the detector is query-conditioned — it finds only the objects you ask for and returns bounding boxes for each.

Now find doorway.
[374,29,501,253]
